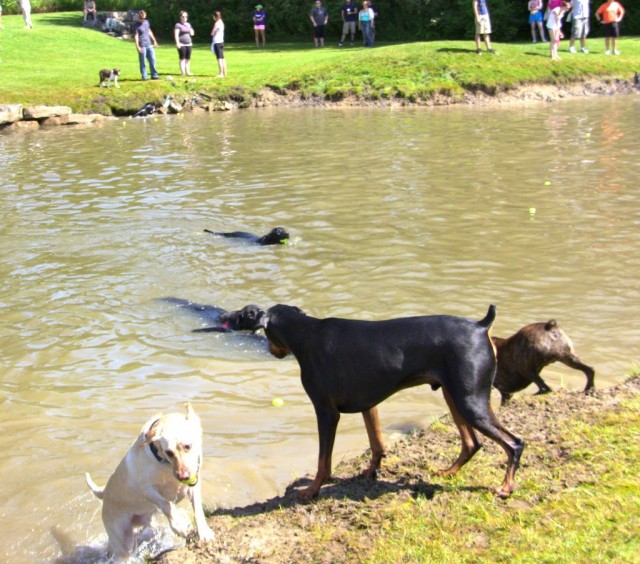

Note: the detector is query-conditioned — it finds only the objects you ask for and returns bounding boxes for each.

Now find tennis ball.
[179,474,198,486]
[529,207,536,215]
[272,398,284,407]
[544,180,551,186]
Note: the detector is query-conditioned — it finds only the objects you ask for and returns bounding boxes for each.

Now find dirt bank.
[252,77,639,109]
[157,375,640,563]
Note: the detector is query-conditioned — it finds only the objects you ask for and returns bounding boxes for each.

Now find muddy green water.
[1,95,639,561]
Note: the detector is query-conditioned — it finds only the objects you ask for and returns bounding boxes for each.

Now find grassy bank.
[1,12,639,114]
[156,377,640,563]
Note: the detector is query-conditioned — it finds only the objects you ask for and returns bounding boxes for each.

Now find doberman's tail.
[478,305,496,328]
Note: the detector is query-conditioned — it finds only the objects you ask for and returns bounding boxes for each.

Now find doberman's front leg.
[362,406,386,479]
[299,406,340,499]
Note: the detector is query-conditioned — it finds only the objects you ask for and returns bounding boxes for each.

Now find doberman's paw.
[495,484,514,498]
[436,467,457,478]
[361,466,378,480]
[297,487,320,500]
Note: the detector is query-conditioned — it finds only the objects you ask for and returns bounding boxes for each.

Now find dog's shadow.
[211,471,490,519]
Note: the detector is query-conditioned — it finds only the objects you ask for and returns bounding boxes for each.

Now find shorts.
[529,11,543,24]
[603,22,620,38]
[254,24,265,30]
[177,45,192,60]
[314,24,326,39]
[212,42,225,60]
[475,14,491,36]
[571,17,589,39]
[342,21,356,35]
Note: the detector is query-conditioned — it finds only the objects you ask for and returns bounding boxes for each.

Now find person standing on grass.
[528,0,547,42]
[358,0,375,47]
[20,0,33,28]
[369,3,378,43]
[174,11,195,76]
[310,0,328,47]
[134,10,160,80]
[211,11,226,78]
[547,0,572,59]
[473,0,494,54]
[568,0,590,53]
[253,4,266,47]
[595,0,624,55]
[339,0,358,46]
[0,0,4,29]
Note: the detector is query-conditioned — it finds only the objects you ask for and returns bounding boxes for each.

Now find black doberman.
[259,304,524,499]
[492,319,595,404]
[203,227,289,246]
[157,298,265,333]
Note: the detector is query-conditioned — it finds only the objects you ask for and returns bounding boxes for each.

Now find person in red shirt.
[595,0,625,55]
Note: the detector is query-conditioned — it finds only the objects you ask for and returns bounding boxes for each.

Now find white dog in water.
[85,404,214,558]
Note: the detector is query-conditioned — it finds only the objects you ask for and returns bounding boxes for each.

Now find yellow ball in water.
[272,398,284,407]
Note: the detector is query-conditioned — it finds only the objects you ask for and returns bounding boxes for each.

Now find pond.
[1,94,638,561]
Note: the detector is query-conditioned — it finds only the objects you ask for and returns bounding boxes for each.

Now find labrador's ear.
[142,417,162,446]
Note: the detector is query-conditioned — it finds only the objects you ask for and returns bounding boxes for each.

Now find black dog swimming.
[157,298,266,333]
[204,227,289,246]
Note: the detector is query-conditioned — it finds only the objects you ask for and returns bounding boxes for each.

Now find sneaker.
[487,48,496,54]
[568,46,577,53]
[339,42,344,46]
[532,39,537,43]
[605,50,611,55]
[580,47,589,53]
[476,48,483,55]
[614,49,620,55]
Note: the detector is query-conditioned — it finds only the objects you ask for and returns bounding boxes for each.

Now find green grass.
[365,396,640,563]
[1,12,639,114]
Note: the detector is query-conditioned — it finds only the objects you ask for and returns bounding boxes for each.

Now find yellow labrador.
[85,404,214,558]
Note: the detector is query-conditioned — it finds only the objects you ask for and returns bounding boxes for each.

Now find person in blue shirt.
[253,4,267,47]
[358,0,375,47]
[339,0,358,46]
[473,0,495,54]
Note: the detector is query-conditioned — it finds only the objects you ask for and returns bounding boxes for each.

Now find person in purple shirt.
[253,4,267,47]
[134,10,160,80]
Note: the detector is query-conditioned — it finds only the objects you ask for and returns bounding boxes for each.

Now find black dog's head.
[260,305,306,358]
[220,304,266,332]
[259,227,290,245]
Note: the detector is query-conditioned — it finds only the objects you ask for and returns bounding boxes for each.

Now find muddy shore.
[156,376,640,563]
[2,77,638,134]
